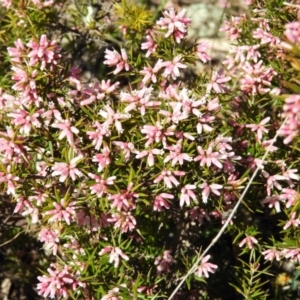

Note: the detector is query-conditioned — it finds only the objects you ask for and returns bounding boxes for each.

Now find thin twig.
[167,117,287,300]
[283,2,300,9]
[0,230,25,248]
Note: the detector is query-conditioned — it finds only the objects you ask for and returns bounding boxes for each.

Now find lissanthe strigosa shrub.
[0,0,300,299]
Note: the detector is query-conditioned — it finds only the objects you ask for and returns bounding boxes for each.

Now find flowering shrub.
[0,0,300,299]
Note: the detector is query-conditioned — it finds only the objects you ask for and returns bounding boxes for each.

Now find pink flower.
[199,182,223,203]
[42,101,62,126]
[279,188,299,208]
[283,212,300,230]
[38,228,60,255]
[44,199,77,225]
[27,34,61,70]
[0,0,12,8]
[88,173,116,198]
[240,61,276,94]
[51,119,79,145]
[37,263,84,299]
[220,16,244,40]
[112,141,137,162]
[279,95,300,144]
[262,248,281,262]
[159,103,188,124]
[136,148,163,167]
[141,122,175,147]
[162,55,187,80]
[92,145,111,172]
[285,22,300,44]
[51,155,83,182]
[107,211,136,233]
[261,195,282,213]
[139,59,163,84]
[121,86,160,116]
[154,250,174,274]
[156,8,191,43]
[180,184,197,207]
[108,183,138,211]
[99,105,130,134]
[189,207,211,224]
[0,127,25,162]
[195,41,211,63]
[206,69,231,93]
[194,146,227,169]
[0,165,20,195]
[246,116,270,141]
[239,235,258,249]
[101,287,122,300]
[153,193,173,211]
[104,48,130,74]
[163,142,192,166]
[153,169,185,188]
[141,35,157,57]
[8,109,42,136]
[195,255,218,278]
[253,28,280,46]
[86,121,111,150]
[99,246,129,268]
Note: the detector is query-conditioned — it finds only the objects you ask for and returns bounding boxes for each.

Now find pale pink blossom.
[220,16,244,40]
[206,69,231,93]
[279,188,299,208]
[107,212,136,233]
[8,109,42,136]
[163,142,192,166]
[88,173,116,198]
[141,122,176,147]
[44,199,77,225]
[51,119,79,145]
[38,228,60,255]
[37,263,84,299]
[195,255,218,278]
[121,86,160,116]
[104,48,130,74]
[154,250,174,274]
[285,22,300,44]
[99,105,130,134]
[108,183,138,211]
[136,148,163,167]
[156,8,191,43]
[27,34,61,70]
[153,193,173,211]
[195,41,211,63]
[261,195,282,213]
[51,155,83,182]
[92,145,111,172]
[153,169,185,188]
[262,248,281,262]
[0,166,20,195]
[141,35,157,57]
[162,55,187,80]
[99,246,129,268]
[194,146,227,169]
[86,121,111,150]
[112,141,137,162]
[139,59,163,84]
[283,212,300,230]
[199,182,223,203]
[239,235,258,249]
[180,184,197,207]
[246,116,270,141]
